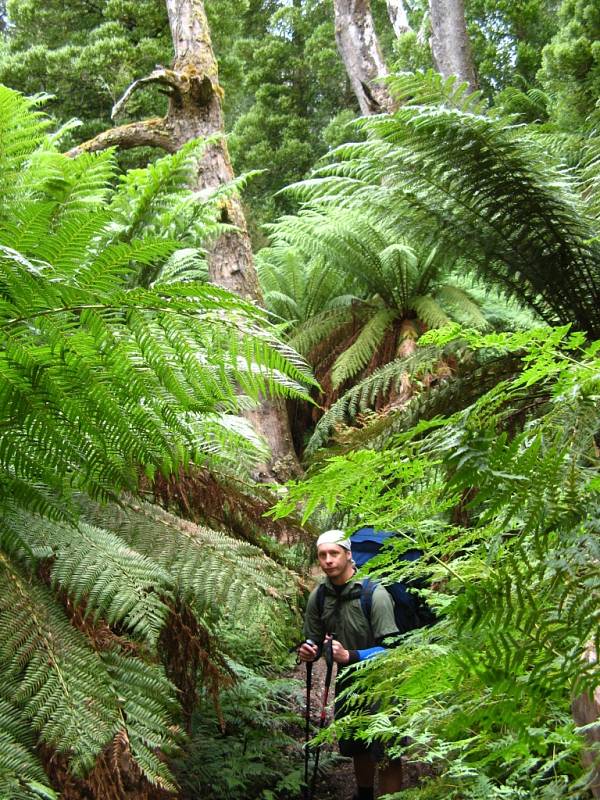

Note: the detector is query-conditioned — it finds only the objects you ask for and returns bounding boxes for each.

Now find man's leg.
[353,753,376,800]
[377,758,403,797]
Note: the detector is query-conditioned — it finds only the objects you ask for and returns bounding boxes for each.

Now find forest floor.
[290,658,426,799]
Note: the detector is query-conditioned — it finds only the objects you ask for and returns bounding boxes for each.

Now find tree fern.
[261,207,493,436]
[0,85,311,794]
[292,85,600,336]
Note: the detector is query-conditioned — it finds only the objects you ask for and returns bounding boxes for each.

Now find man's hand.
[298,640,319,662]
[331,639,350,665]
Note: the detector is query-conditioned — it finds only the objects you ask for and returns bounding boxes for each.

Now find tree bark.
[163,0,261,301]
[429,0,478,93]
[332,0,397,114]
[67,118,175,156]
[386,0,412,37]
[571,642,600,797]
[165,0,302,479]
[68,0,303,480]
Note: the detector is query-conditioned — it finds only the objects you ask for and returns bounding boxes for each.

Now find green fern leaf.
[331,309,397,388]
[0,555,120,775]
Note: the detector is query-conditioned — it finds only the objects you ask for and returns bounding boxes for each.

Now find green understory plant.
[173,662,305,800]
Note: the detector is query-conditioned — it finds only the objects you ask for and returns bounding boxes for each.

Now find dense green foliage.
[275,325,600,798]
[0,86,310,796]
[1,2,600,799]
[0,0,171,145]
[173,664,305,800]
[227,1,351,229]
[538,0,600,129]
[467,0,560,94]
[259,209,492,428]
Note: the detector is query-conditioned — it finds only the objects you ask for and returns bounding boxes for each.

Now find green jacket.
[303,575,399,651]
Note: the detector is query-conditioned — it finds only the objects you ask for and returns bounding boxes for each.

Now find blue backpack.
[316,527,436,635]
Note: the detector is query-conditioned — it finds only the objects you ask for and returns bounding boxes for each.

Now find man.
[298,529,403,800]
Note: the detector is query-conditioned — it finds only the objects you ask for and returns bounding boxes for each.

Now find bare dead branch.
[66,118,175,157]
[111,68,182,120]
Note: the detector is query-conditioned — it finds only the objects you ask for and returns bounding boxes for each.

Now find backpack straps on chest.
[359,577,376,624]
[315,579,376,625]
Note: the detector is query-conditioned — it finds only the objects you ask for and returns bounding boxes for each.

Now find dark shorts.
[334,672,385,761]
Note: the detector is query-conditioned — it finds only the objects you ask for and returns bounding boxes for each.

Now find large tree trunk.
[164,0,259,300]
[69,0,302,481]
[165,0,302,479]
[429,0,478,93]
[332,0,397,114]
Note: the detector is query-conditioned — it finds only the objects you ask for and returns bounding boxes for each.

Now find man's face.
[317,543,351,580]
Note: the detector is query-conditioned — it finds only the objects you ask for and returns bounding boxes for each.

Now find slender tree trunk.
[429,0,478,92]
[572,643,600,797]
[386,0,412,36]
[332,0,397,114]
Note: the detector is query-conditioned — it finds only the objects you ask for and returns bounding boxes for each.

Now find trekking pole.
[303,658,313,800]
[308,634,335,800]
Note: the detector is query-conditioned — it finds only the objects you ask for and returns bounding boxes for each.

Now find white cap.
[316,529,351,551]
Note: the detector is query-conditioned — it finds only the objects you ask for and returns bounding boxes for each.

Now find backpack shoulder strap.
[316,581,364,618]
[316,582,326,616]
[360,577,377,624]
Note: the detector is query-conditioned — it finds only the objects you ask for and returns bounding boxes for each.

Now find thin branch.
[111,68,180,120]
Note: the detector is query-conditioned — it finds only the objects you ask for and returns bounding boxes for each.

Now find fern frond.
[306,347,441,454]
[11,508,173,647]
[83,500,302,635]
[0,699,54,800]
[354,107,600,335]
[386,69,488,114]
[0,87,51,211]
[435,284,489,329]
[101,652,179,791]
[151,247,208,286]
[349,351,524,451]
[26,147,116,211]
[331,309,397,388]
[411,295,451,328]
[285,89,600,337]
[0,554,120,775]
[289,306,358,356]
